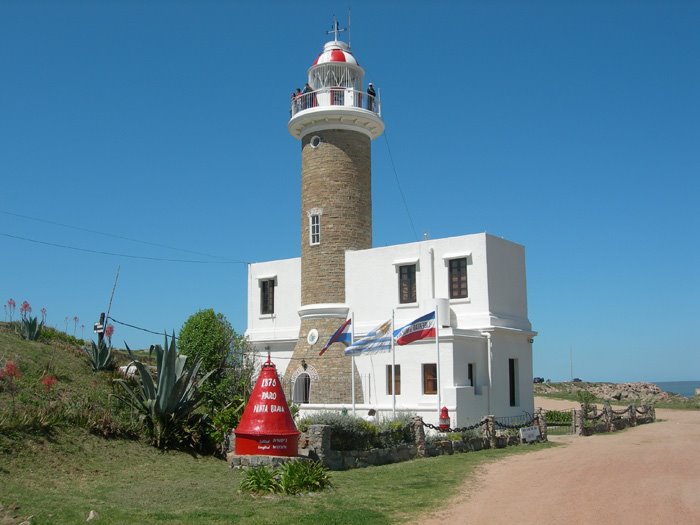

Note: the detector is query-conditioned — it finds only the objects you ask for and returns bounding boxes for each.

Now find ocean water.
[654,381,700,398]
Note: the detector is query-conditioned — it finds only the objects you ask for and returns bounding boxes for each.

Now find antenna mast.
[105,265,121,324]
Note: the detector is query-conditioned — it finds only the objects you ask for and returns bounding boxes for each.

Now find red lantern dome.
[312,41,358,66]
[234,355,300,456]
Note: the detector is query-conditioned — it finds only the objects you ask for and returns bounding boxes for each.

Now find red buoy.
[234,355,299,456]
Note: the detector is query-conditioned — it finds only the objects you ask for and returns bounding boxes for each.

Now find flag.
[319,318,352,356]
[394,311,436,346]
[345,319,392,356]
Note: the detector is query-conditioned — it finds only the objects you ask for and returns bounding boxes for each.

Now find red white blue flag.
[394,311,436,346]
[319,318,352,356]
[345,319,392,356]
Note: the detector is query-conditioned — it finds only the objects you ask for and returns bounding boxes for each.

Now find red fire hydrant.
[439,406,450,432]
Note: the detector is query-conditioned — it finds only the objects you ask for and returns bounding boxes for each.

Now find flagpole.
[436,302,441,416]
[391,310,396,419]
[351,311,356,417]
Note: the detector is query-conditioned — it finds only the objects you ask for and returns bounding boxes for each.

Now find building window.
[399,264,416,304]
[260,279,275,315]
[509,358,519,407]
[309,214,320,245]
[448,258,468,299]
[422,363,437,395]
[386,365,401,395]
[293,373,311,404]
[468,363,475,387]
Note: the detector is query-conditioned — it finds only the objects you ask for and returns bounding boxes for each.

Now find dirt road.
[416,397,700,524]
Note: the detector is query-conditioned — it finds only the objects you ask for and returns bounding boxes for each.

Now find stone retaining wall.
[294,418,533,471]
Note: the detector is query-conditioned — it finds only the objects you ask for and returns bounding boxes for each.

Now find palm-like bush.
[19,315,43,341]
[113,333,214,448]
[84,339,115,371]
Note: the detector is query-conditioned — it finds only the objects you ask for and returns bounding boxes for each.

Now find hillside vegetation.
[0,326,552,524]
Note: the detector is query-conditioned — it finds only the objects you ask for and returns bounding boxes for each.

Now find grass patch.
[1,426,552,524]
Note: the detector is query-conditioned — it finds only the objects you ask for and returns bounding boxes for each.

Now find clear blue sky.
[1,1,698,382]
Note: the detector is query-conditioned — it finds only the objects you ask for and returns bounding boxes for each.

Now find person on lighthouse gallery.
[367,82,376,111]
[302,82,312,109]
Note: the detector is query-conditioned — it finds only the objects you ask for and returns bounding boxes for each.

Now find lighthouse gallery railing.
[290,88,381,118]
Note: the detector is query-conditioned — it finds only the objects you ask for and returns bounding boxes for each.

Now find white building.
[245,24,536,428]
[247,232,536,427]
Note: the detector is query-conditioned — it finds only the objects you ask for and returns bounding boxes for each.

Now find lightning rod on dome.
[326,15,347,43]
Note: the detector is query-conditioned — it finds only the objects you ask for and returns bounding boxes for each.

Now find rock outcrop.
[534,381,689,404]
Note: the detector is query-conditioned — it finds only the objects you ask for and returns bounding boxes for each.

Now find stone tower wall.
[285,129,372,404]
[299,129,372,306]
[284,317,364,405]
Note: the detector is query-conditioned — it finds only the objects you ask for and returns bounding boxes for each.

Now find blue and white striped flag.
[344,319,392,356]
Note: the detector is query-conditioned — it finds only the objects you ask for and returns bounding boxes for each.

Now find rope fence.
[575,402,656,435]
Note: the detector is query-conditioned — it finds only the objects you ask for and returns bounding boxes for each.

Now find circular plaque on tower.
[307,329,319,345]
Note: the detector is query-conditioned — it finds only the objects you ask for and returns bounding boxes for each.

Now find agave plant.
[84,339,115,371]
[113,332,213,448]
[19,315,43,341]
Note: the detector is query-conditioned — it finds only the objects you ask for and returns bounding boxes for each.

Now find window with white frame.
[309,214,320,245]
[509,358,519,407]
[260,279,275,315]
[448,257,468,299]
[422,363,437,395]
[398,264,417,304]
[386,364,401,395]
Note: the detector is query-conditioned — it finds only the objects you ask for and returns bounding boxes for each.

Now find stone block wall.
[283,317,364,404]
[299,129,372,305]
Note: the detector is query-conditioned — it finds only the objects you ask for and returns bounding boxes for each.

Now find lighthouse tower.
[284,22,384,404]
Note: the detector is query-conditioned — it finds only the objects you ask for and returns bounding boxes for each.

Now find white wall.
[346,233,495,333]
[488,329,535,417]
[485,235,531,331]
[245,232,535,419]
[245,257,301,376]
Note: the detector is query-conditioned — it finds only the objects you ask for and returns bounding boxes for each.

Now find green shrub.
[278,460,333,494]
[83,339,115,371]
[178,309,233,373]
[577,390,597,414]
[297,412,414,451]
[375,414,414,448]
[178,309,256,442]
[239,461,333,495]
[545,409,572,425]
[240,465,278,495]
[113,333,213,449]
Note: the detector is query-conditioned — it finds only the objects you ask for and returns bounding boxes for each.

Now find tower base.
[284,317,364,405]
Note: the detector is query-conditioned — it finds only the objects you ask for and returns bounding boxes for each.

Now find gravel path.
[416,397,700,524]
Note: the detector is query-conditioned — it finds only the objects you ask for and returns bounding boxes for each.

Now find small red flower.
[105,324,115,339]
[41,374,58,392]
[20,301,31,316]
[2,361,21,379]
[7,298,16,309]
